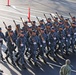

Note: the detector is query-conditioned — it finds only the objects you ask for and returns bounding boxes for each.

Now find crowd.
[0,13,76,69]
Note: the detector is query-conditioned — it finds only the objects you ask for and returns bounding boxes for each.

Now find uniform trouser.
[71,39,74,51]
[37,46,45,59]
[8,47,13,63]
[48,43,56,57]
[0,43,3,60]
[29,49,37,63]
[65,39,70,53]
[17,48,25,65]
[59,43,64,54]
[59,40,65,54]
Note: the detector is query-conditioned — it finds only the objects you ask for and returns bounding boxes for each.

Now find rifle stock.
[36,17,40,24]
[44,14,48,21]
[69,13,72,19]
[3,22,13,43]
[55,12,61,20]
[20,17,24,25]
[50,14,54,21]
[3,22,7,30]
[13,20,17,26]
[13,20,20,36]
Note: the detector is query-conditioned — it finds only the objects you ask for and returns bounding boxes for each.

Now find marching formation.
[0,12,76,69]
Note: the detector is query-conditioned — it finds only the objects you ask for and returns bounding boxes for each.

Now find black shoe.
[36,55,39,60]
[22,64,26,69]
[25,52,28,57]
[28,58,32,63]
[12,61,16,66]
[15,60,20,66]
[5,49,8,54]
[46,53,49,58]
[1,57,4,62]
[13,46,16,52]
[5,57,9,63]
[73,50,75,53]
[65,52,70,56]
[15,52,19,57]
[43,59,47,64]
[34,62,38,67]
[53,57,57,61]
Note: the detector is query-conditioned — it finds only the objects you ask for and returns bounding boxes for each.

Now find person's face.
[32,22,36,26]
[51,29,55,32]
[66,26,69,29]
[47,19,51,22]
[72,18,75,21]
[41,29,44,33]
[32,32,36,36]
[8,28,11,31]
[72,23,76,26]
[59,28,63,31]
[28,28,32,31]
[20,33,24,37]
[40,21,44,24]
[10,32,13,36]
[65,20,68,22]
[55,18,58,22]
[59,22,62,24]
[46,26,50,29]
[23,22,27,26]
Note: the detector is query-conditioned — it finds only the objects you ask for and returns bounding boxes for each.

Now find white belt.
[74,33,76,35]
[54,37,56,40]
[33,42,37,45]
[43,41,46,43]
[66,40,68,42]
[68,34,71,37]
[59,41,61,43]
[49,42,51,45]
[20,44,24,46]
[63,37,65,39]
[40,45,42,47]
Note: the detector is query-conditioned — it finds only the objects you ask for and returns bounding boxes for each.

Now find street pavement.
[0,0,76,75]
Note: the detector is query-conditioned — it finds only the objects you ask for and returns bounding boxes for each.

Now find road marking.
[0,5,72,24]
[47,62,76,73]
[0,15,21,22]
[13,5,53,14]
[9,5,71,19]
[0,5,56,19]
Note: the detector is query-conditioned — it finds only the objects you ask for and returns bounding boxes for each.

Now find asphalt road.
[0,0,76,75]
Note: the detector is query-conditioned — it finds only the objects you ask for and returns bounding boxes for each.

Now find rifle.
[3,22,17,52]
[55,12,61,20]
[55,12,65,21]
[68,19,72,24]
[50,14,55,21]
[13,20,17,26]
[3,22,13,43]
[20,17,29,25]
[36,16,40,24]
[44,14,48,22]
[20,17,24,25]
[13,20,20,36]
[3,22,8,30]
[69,13,72,19]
